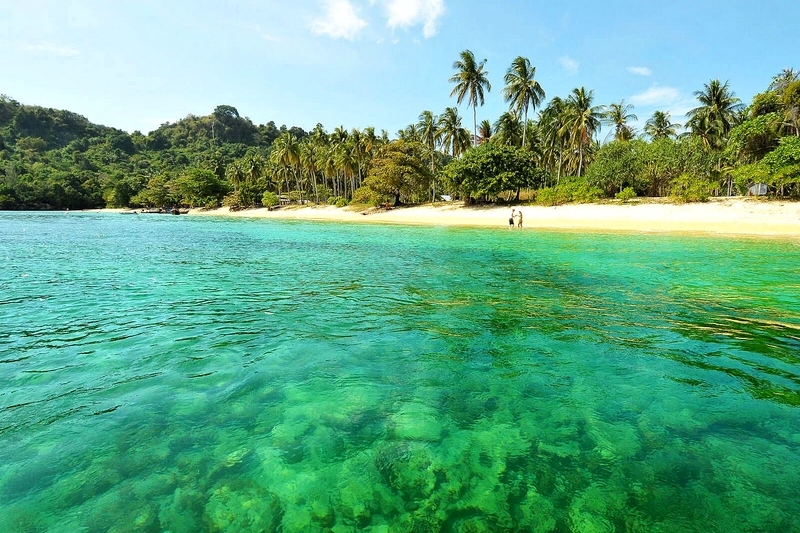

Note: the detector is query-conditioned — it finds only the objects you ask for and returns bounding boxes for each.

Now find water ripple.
[0,213,798,532]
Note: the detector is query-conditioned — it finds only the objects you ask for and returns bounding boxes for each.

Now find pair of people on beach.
[509,209,523,229]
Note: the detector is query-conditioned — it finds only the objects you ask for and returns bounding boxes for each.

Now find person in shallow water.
[517,210,523,228]
[509,209,515,229]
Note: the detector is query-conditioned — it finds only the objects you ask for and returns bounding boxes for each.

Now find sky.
[1,0,798,138]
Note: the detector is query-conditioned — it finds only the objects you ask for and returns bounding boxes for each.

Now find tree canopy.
[2,64,799,211]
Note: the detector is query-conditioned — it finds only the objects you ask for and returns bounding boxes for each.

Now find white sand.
[188,198,800,237]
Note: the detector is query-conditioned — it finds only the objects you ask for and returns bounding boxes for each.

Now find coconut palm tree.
[449,49,491,147]
[437,107,471,158]
[686,79,744,145]
[477,119,493,144]
[299,142,320,202]
[398,124,421,143]
[539,97,569,184]
[329,127,349,198]
[320,144,339,198]
[362,127,380,158]
[493,112,524,147]
[502,56,545,148]
[524,120,543,159]
[644,111,680,140]
[418,111,440,172]
[603,100,637,141]
[684,113,724,150]
[225,160,245,190]
[349,128,365,187]
[270,133,300,198]
[337,137,358,199]
[769,68,799,95]
[563,87,602,177]
[245,154,264,184]
[418,110,441,201]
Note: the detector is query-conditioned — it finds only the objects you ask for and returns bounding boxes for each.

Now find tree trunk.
[522,109,527,149]
[557,145,563,185]
[473,106,477,148]
[431,154,436,203]
[312,172,319,203]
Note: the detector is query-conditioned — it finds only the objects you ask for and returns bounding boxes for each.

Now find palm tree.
[644,111,680,140]
[493,112,524,147]
[449,49,491,148]
[502,56,545,148]
[270,133,300,198]
[245,154,264,184]
[437,107,471,158]
[225,160,245,190]
[539,97,569,184]
[603,100,637,141]
[684,113,723,150]
[329,127,349,198]
[299,142,320,203]
[418,110,441,201]
[417,111,440,165]
[398,124,421,143]
[769,68,799,95]
[320,144,338,198]
[342,135,360,197]
[349,128,365,187]
[362,127,380,157]
[563,87,602,177]
[686,79,744,146]
[477,119,492,144]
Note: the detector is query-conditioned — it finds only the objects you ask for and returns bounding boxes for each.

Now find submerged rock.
[203,480,283,532]
[388,404,444,442]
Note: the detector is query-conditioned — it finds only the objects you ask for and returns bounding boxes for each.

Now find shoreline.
[185,198,800,237]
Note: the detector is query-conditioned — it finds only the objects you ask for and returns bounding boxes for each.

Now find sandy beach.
[186,198,800,237]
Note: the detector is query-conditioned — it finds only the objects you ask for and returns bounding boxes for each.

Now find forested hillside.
[0,97,306,209]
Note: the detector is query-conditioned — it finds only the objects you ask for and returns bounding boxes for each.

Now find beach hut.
[748,183,768,196]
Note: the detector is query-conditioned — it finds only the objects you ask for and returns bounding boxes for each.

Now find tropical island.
[1,52,798,222]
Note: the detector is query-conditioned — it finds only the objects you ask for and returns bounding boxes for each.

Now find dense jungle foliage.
[1,57,798,210]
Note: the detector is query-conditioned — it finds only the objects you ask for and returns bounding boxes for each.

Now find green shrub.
[535,177,602,206]
[222,191,241,208]
[335,197,349,208]
[615,187,637,202]
[535,187,568,206]
[261,191,279,208]
[670,173,713,202]
[351,186,385,206]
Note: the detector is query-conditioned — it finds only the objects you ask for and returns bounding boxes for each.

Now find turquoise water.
[1,211,799,533]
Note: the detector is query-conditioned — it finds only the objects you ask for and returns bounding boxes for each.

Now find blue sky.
[1,0,797,138]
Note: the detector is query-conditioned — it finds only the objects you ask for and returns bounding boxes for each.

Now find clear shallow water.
[1,211,799,533]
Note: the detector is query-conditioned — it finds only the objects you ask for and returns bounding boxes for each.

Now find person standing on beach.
[517,210,523,228]
[509,209,516,229]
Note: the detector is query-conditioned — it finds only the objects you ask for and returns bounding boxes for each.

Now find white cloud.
[385,0,445,38]
[20,43,80,57]
[627,66,652,76]
[559,55,578,74]
[630,85,681,106]
[310,0,367,40]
